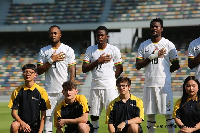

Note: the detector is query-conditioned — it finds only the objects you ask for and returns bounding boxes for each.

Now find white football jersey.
[38,43,76,93]
[188,37,200,81]
[83,43,122,89]
[137,37,179,87]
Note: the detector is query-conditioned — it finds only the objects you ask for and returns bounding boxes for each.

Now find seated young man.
[54,81,93,133]
[106,77,144,133]
[8,64,51,133]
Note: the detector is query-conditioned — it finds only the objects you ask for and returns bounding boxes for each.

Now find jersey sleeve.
[172,98,181,119]
[113,46,122,66]
[68,48,76,66]
[38,87,51,110]
[136,43,144,60]
[54,101,63,127]
[8,86,22,109]
[105,100,115,124]
[168,42,179,62]
[136,98,144,120]
[78,95,89,113]
[188,42,195,59]
[83,47,91,64]
[37,49,45,65]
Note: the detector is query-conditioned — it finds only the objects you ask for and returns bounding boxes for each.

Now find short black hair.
[96,26,108,35]
[150,18,163,28]
[48,25,61,33]
[116,77,131,87]
[22,64,37,72]
[62,81,77,90]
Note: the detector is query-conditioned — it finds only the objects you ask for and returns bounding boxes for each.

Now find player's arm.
[115,64,123,79]
[38,110,46,133]
[68,65,76,82]
[188,54,200,69]
[37,51,65,75]
[170,60,180,73]
[135,58,151,70]
[108,124,116,133]
[82,53,111,73]
[11,109,31,132]
[57,112,88,127]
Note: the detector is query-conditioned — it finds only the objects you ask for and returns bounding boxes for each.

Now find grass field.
[0,98,180,133]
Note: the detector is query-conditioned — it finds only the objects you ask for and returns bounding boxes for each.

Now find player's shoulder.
[40,44,51,50]
[13,84,24,93]
[140,39,152,46]
[75,95,88,102]
[34,83,47,94]
[87,45,98,50]
[161,37,174,44]
[110,96,121,105]
[190,37,200,46]
[130,94,142,102]
[61,43,74,51]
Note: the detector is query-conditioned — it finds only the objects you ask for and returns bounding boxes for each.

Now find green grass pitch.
[0,98,179,133]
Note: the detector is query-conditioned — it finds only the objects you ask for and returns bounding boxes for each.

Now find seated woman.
[173,76,200,133]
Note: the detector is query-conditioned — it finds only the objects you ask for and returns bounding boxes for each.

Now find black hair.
[48,25,61,33]
[116,77,131,87]
[181,76,200,109]
[96,26,108,35]
[62,81,77,90]
[22,64,37,72]
[150,18,163,28]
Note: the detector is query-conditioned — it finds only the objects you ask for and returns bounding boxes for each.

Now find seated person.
[173,76,200,133]
[54,81,93,133]
[106,77,144,133]
[8,64,51,133]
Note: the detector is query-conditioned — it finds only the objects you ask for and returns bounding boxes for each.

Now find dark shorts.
[115,124,143,133]
[64,121,94,133]
[19,123,39,133]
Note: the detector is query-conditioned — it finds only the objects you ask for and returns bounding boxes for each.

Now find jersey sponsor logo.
[32,97,38,100]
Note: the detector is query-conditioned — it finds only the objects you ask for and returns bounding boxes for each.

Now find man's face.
[48,27,62,44]
[150,22,163,38]
[96,30,108,45]
[117,82,130,95]
[62,87,78,100]
[22,69,36,82]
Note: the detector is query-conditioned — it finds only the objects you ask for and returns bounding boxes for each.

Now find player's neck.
[151,36,162,43]
[51,42,61,49]
[65,98,75,104]
[24,80,35,88]
[120,93,130,103]
[98,43,107,50]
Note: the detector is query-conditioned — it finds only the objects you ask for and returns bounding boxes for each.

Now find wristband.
[148,50,158,60]
[48,58,54,64]
[124,120,128,125]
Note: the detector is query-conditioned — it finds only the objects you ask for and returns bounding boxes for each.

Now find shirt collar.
[187,96,198,102]
[23,83,36,91]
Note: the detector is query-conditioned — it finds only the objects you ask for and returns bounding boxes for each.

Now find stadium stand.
[5,0,105,24]
[108,0,200,22]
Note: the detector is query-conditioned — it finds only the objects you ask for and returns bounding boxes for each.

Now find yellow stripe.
[68,62,76,66]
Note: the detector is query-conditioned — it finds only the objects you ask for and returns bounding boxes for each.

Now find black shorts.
[115,124,143,133]
[64,121,94,133]
[19,123,39,133]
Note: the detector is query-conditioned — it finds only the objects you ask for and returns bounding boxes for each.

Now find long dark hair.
[180,76,200,109]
